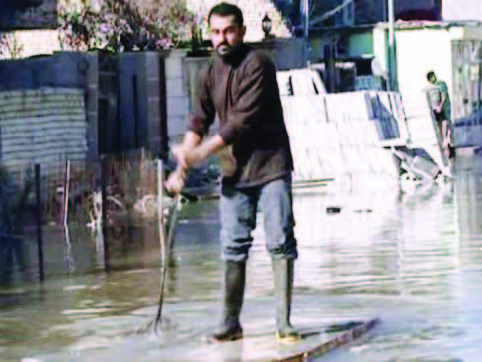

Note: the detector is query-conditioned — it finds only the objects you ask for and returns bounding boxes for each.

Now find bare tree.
[0,32,24,59]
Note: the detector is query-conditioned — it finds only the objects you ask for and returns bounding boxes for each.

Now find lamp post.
[262,13,272,40]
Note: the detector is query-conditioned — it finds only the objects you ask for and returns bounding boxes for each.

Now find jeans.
[220,176,298,262]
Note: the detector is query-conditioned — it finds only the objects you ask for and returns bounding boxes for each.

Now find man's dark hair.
[427,70,436,82]
[208,2,244,27]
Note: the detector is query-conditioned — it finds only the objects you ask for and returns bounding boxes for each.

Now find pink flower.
[156,38,172,49]
[100,24,110,33]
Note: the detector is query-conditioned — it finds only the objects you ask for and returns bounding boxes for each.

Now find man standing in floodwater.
[165,2,299,343]
[427,70,455,159]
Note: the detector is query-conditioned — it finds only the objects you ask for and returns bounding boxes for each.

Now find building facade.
[442,0,482,21]
[303,0,442,28]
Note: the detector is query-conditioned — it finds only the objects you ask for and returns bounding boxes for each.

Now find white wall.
[443,0,482,21]
[395,28,453,167]
[373,27,389,78]
[396,28,453,103]
[0,30,60,60]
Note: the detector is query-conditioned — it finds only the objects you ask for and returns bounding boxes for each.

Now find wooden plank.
[155,317,380,362]
[268,318,380,362]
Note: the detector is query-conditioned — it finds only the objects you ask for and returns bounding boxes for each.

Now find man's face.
[209,14,245,57]
[428,75,437,84]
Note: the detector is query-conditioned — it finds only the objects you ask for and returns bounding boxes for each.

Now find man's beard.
[216,43,231,57]
[216,43,243,62]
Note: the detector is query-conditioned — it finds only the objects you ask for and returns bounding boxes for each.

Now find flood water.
[1,153,482,361]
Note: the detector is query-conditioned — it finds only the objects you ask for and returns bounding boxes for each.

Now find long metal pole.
[63,160,71,227]
[157,159,165,273]
[388,0,396,91]
[101,157,110,273]
[35,164,45,283]
[301,0,309,66]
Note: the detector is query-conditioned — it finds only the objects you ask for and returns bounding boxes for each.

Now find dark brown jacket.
[189,45,294,187]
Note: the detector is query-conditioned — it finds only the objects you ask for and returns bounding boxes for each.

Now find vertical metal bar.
[101,157,110,272]
[115,58,121,154]
[157,159,165,265]
[35,164,44,282]
[453,42,461,123]
[63,160,71,227]
[159,56,169,157]
[133,74,139,149]
[478,42,481,125]
[304,0,309,66]
[387,0,397,91]
[154,158,170,329]
[382,0,387,22]
[301,0,309,66]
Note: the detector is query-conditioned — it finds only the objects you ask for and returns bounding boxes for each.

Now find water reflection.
[292,176,457,302]
[456,157,482,265]
[5,155,482,361]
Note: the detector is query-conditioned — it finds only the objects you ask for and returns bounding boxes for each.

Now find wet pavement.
[1,152,482,361]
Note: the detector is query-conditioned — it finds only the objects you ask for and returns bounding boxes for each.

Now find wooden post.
[159,56,169,158]
[35,164,45,282]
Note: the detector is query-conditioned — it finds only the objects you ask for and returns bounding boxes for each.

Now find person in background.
[427,70,455,159]
[165,2,300,344]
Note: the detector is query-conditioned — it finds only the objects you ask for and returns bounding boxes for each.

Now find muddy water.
[1,154,481,361]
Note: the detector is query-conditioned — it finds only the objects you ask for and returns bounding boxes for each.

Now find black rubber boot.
[208,260,246,343]
[273,258,300,343]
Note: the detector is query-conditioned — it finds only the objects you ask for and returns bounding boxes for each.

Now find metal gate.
[452,40,482,147]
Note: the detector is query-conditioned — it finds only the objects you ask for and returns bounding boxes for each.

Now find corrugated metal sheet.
[0,87,88,176]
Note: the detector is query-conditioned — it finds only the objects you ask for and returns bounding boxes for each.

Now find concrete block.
[144,52,160,78]
[86,90,99,114]
[146,80,161,99]
[167,96,190,117]
[147,97,160,120]
[86,111,98,126]
[147,135,162,153]
[86,55,99,78]
[149,115,161,132]
[165,54,185,80]
[166,79,186,97]
[168,115,189,137]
